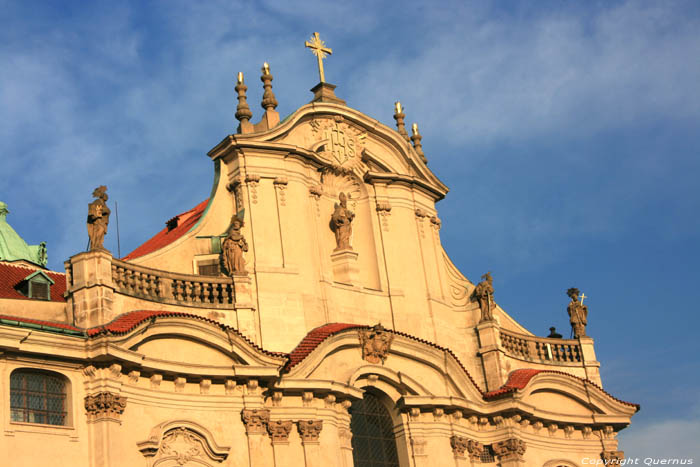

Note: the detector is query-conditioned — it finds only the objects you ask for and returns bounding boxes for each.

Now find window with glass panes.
[349,392,400,467]
[10,370,67,426]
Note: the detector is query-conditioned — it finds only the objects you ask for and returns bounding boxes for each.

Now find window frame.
[7,367,74,431]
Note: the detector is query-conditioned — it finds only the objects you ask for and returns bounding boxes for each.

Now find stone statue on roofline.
[330,192,354,251]
[567,287,588,338]
[473,272,495,323]
[87,186,110,251]
[221,215,248,275]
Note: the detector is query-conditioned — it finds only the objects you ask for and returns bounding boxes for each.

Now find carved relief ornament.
[358,324,394,364]
[138,424,230,465]
[310,116,367,173]
[84,392,127,421]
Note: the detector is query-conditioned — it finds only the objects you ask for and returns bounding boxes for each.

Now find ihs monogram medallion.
[310,116,367,172]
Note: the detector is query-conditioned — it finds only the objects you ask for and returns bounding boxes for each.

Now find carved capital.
[410,437,427,456]
[84,392,127,422]
[267,420,293,443]
[376,200,392,213]
[358,324,394,364]
[450,436,483,460]
[450,435,468,457]
[493,438,526,461]
[297,419,323,444]
[309,185,323,199]
[602,451,625,465]
[241,409,270,435]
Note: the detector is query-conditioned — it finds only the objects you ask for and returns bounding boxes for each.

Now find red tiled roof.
[85,310,287,358]
[122,199,209,260]
[0,314,81,333]
[0,262,66,302]
[483,368,640,410]
[284,323,485,396]
[287,323,362,370]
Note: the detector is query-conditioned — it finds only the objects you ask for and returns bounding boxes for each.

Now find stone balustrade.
[499,329,581,364]
[111,258,236,309]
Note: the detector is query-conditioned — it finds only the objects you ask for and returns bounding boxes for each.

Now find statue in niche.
[566,287,588,338]
[330,192,355,251]
[221,216,248,275]
[87,186,110,251]
[473,272,495,322]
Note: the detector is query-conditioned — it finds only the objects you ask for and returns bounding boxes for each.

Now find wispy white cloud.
[619,415,700,459]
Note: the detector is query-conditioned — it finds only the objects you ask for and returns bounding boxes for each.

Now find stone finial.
[235,72,253,133]
[260,62,278,111]
[410,123,428,164]
[393,101,410,142]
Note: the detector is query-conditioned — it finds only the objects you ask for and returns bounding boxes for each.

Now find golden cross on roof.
[305,32,332,83]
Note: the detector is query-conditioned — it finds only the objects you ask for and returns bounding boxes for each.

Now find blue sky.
[1,0,699,458]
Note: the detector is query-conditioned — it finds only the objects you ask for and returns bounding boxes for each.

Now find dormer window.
[15,271,54,300]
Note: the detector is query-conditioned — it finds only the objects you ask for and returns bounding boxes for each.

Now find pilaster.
[85,391,127,467]
[476,320,505,391]
[298,420,323,467]
[579,337,602,385]
[242,408,273,467]
[268,420,294,467]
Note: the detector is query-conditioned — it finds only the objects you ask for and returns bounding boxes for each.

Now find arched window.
[10,369,68,426]
[350,392,400,467]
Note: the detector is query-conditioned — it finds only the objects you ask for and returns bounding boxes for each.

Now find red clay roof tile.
[0,262,66,302]
[483,368,640,410]
[122,199,209,260]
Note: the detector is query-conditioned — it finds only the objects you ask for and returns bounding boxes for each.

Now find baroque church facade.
[0,35,636,466]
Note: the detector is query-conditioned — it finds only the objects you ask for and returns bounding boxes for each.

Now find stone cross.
[305,32,332,83]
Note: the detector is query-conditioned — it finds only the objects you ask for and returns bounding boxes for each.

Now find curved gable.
[87,311,287,376]
[283,324,484,402]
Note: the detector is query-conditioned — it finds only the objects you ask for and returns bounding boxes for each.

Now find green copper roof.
[0,202,47,266]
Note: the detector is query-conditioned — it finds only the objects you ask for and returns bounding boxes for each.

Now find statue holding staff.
[87,186,110,251]
[330,192,355,251]
[566,287,588,338]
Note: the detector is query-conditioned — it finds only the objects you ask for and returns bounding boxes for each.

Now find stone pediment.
[208,102,448,200]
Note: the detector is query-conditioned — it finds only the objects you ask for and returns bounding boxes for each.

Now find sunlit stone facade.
[0,61,637,466]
